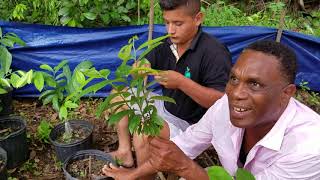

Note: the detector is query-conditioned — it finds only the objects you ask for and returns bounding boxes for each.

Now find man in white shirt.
[103,40,320,180]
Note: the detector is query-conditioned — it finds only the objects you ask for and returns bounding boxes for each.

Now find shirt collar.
[256,98,297,151]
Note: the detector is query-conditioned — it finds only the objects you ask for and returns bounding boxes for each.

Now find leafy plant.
[96,34,175,136]
[207,166,255,180]
[37,120,53,143]
[32,60,109,140]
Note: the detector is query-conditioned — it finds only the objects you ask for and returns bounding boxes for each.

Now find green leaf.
[150,95,176,104]
[59,105,68,120]
[128,115,141,134]
[75,70,85,84]
[138,41,162,61]
[82,68,101,78]
[108,109,134,125]
[0,88,7,94]
[99,69,110,79]
[115,64,132,78]
[54,60,68,73]
[34,71,44,92]
[137,34,169,51]
[10,73,20,88]
[79,79,112,98]
[40,64,54,72]
[52,95,59,111]
[64,100,78,109]
[42,94,55,105]
[60,16,71,25]
[0,28,2,38]
[207,166,233,180]
[0,46,12,75]
[0,38,14,47]
[55,72,65,80]
[83,12,97,20]
[96,91,131,117]
[0,78,11,88]
[44,76,56,88]
[58,7,69,16]
[236,168,255,180]
[5,33,26,46]
[39,90,55,100]
[118,44,133,62]
[26,70,33,84]
[75,60,93,71]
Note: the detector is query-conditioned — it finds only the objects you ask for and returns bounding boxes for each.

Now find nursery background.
[0,0,319,179]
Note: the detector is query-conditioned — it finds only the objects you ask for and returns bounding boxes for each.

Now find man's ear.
[194,12,204,26]
[282,84,296,100]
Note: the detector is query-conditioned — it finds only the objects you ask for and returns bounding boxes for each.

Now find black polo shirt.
[146,30,231,124]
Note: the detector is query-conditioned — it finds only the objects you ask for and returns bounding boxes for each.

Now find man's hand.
[154,70,184,89]
[148,137,209,180]
[148,137,192,175]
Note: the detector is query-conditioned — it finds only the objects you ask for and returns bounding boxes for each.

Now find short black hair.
[159,0,201,16]
[245,40,297,84]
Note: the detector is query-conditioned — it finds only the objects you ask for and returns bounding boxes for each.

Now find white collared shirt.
[172,95,320,179]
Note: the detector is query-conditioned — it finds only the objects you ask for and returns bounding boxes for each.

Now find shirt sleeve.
[255,153,320,180]
[170,96,225,159]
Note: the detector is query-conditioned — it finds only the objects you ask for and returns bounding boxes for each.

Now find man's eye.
[229,75,238,84]
[175,22,182,26]
[249,81,262,90]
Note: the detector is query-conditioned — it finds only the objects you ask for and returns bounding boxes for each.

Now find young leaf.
[150,96,176,104]
[54,60,68,73]
[137,34,169,51]
[0,78,11,88]
[74,60,93,71]
[118,44,133,62]
[52,95,60,111]
[83,12,97,20]
[59,105,68,120]
[64,100,78,109]
[40,64,54,72]
[75,70,85,84]
[236,168,255,180]
[34,71,44,92]
[108,109,134,125]
[0,46,12,75]
[39,90,55,100]
[207,166,233,180]
[138,41,162,61]
[5,33,26,46]
[128,115,141,134]
[0,88,7,94]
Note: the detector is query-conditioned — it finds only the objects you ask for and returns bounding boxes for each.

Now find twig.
[276,8,286,42]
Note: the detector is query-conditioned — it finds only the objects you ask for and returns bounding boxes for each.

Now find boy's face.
[163,6,203,45]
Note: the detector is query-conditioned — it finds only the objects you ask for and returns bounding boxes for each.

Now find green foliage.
[33,60,106,121]
[37,120,53,143]
[0,27,32,95]
[295,81,320,113]
[96,35,175,136]
[207,166,255,180]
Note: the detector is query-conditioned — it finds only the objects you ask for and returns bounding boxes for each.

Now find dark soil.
[56,124,91,144]
[67,157,108,179]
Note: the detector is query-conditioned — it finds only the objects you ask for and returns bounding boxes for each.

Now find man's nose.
[232,83,248,100]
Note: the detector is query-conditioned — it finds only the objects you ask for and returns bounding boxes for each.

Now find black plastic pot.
[49,120,94,162]
[0,116,29,169]
[0,147,7,180]
[63,150,115,180]
[0,88,13,116]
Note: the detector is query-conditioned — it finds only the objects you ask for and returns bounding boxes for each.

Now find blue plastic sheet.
[0,20,319,97]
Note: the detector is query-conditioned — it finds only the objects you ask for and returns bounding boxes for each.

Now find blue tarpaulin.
[0,20,319,97]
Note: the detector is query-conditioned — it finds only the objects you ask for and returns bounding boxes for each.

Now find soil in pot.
[67,156,108,179]
[56,124,91,144]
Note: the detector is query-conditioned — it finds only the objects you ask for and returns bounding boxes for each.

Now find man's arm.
[155,70,223,108]
[148,137,209,180]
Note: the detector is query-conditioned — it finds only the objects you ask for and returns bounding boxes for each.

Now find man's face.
[163,6,202,45]
[226,50,290,129]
